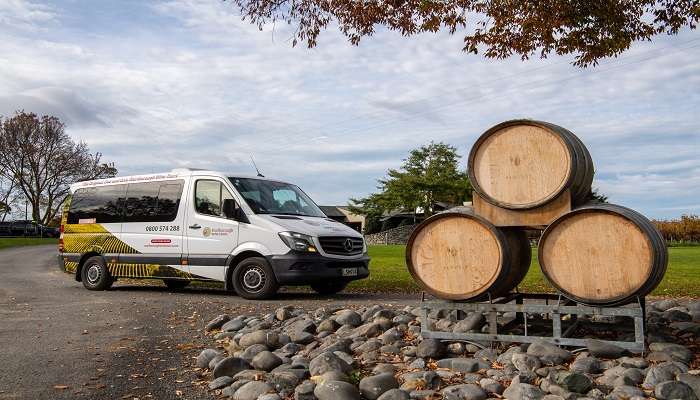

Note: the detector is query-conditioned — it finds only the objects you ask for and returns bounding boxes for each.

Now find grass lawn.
[348,245,700,298]
[0,237,58,251]
[2,237,695,298]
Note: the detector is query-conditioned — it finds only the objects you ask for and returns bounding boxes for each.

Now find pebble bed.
[197,299,700,400]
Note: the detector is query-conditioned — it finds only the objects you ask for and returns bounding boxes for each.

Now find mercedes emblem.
[343,238,354,252]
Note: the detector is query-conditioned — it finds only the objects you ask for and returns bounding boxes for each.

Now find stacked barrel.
[406,120,667,306]
[406,210,532,300]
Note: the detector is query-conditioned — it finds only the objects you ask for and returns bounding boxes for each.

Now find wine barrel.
[406,210,531,301]
[538,203,667,306]
[468,120,594,210]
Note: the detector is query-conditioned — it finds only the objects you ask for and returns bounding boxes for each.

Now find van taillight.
[58,224,64,251]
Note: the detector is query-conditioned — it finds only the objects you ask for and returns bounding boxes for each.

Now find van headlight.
[279,232,317,252]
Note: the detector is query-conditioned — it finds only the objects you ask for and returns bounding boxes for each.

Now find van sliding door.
[117,180,187,279]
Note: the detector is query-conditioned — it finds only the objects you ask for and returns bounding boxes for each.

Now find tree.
[0,174,19,222]
[0,111,117,225]
[0,201,10,221]
[588,187,609,203]
[653,214,700,242]
[229,0,699,67]
[349,142,471,225]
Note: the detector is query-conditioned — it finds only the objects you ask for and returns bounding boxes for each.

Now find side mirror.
[223,199,248,223]
[222,199,236,219]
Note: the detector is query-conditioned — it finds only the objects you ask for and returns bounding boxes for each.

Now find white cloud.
[0,0,57,31]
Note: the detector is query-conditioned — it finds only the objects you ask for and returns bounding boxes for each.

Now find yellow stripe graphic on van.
[62,223,211,280]
[65,261,78,273]
[63,223,109,234]
[62,223,138,255]
[108,263,194,279]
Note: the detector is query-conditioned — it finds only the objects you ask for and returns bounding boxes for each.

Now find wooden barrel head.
[540,211,654,303]
[471,123,572,208]
[408,214,503,299]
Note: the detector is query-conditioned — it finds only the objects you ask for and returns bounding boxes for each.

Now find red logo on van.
[151,239,171,244]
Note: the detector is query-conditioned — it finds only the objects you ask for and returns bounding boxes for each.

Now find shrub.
[652,214,700,243]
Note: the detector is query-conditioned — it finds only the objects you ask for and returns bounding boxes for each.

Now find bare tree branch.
[0,111,118,225]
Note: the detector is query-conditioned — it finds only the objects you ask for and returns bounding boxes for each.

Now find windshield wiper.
[269,212,321,217]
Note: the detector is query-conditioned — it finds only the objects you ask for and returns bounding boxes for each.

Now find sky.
[0,0,699,219]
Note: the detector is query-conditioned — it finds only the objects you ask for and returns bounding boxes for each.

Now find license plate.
[341,268,358,277]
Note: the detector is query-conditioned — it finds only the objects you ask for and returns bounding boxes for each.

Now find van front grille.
[318,236,364,256]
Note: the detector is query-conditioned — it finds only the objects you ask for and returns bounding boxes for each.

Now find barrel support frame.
[419,292,646,353]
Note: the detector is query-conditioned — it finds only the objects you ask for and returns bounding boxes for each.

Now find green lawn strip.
[347,245,419,292]
[0,237,58,251]
[653,246,700,297]
[348,245,700,298]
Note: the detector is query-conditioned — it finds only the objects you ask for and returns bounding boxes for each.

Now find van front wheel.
[81,256,113,291]
[232,257,279,300]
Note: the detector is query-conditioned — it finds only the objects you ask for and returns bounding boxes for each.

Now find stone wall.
[365,224,417,245]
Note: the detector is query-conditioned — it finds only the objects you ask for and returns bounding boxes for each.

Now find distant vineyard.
[652,214,700,243]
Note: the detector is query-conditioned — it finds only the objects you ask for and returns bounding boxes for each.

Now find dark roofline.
[318,205,347,218]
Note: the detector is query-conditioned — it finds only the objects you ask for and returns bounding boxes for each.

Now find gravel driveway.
[0,245,417,400]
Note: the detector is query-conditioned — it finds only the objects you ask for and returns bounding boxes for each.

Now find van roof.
[69,168,289,191]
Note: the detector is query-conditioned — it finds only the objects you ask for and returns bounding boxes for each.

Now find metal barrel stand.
[419,292,646,353]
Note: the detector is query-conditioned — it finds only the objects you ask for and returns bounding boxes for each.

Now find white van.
[58,168,370,299]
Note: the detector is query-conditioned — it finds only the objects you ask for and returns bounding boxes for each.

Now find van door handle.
[189,224,201,229]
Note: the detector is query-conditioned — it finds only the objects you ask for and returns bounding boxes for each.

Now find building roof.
[318,206,347,218]
[380,213,417,222]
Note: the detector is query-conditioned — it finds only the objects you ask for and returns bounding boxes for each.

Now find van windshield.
[229,177,326,217]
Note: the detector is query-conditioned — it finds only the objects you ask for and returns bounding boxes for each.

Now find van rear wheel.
[81,256,113,291]
[163,279,190,289]
[311,281,348,295]
[232,257,279,300]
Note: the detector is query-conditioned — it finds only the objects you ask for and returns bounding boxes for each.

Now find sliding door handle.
[189,224,201,229]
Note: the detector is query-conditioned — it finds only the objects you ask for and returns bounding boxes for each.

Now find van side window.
[157,183,184,220]
[124,182,158,222]
[195,180,234,217]
[68,185,127,224]
[123,180,184,223]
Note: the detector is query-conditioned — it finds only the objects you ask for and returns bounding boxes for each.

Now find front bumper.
[267,252,370,285]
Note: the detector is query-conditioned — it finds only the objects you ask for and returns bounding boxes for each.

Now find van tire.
[81,256,113,291]
[163,279,190,289]
[311,281,348,295]
[232,257,278,300]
